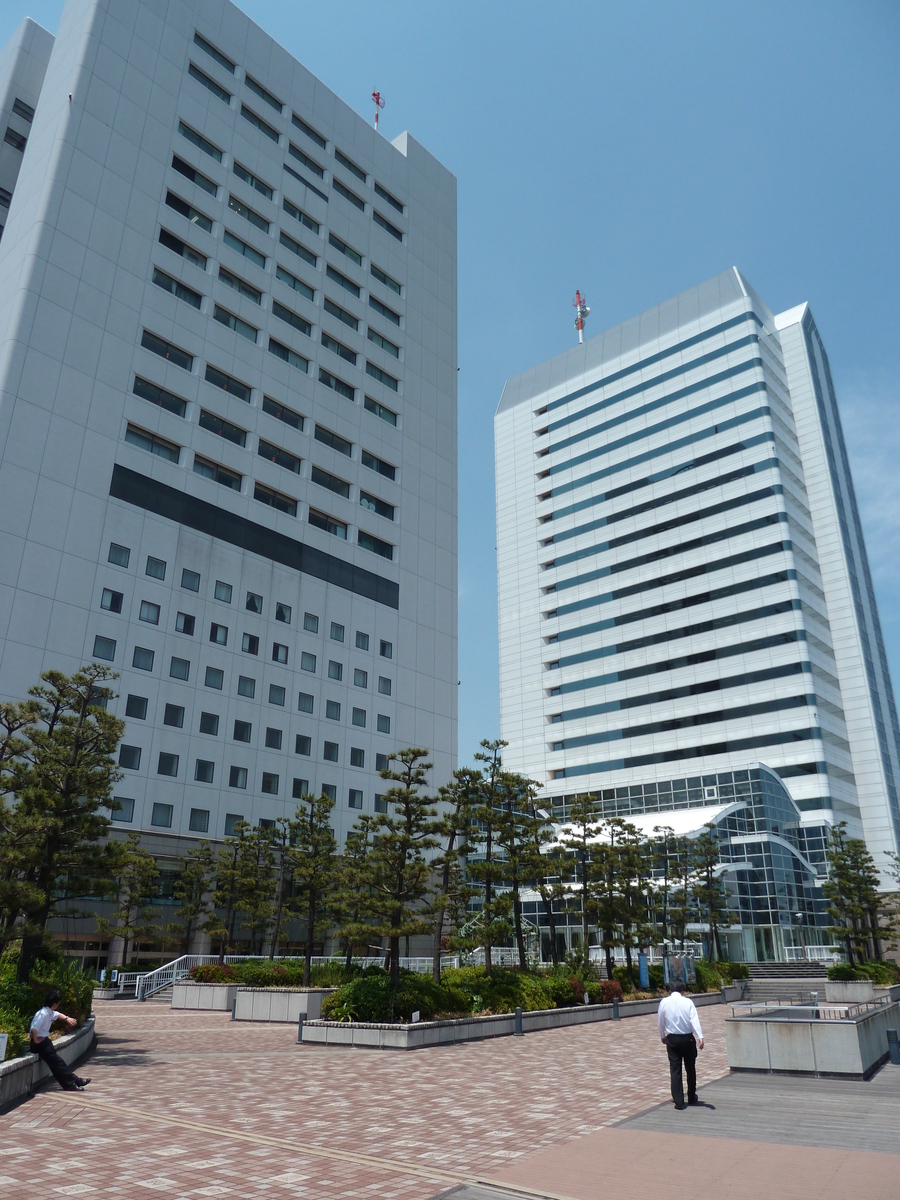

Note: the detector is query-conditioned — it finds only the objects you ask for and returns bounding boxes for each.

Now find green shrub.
[648,963,665,990]
[190,963,238,983]
[0,1005,28,1060]
[828,960,900,985]
[321,971,468,1023]
[598,979,623,1003]
[611,965,634,993]
[442,966,555,1014]
[0,944,94,1058]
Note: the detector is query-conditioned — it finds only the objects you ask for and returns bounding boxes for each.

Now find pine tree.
[824,823,880,964]
[467,739,512,975]
[557,792,603,966]
[337,814,376,969]
[169,841,214,955]
[692,826,732,962]
[429,768,477,983]
[208,822,248,962]
[96,831,161,966]
[236,825,276,954]
[524,798,566,966]
[290,791,338,985]
[650,825,676,945]
[617,823,654,987]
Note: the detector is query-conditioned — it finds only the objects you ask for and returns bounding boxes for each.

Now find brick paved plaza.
[0,999,897,1199]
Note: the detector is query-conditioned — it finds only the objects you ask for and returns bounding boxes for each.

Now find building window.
[314,425,352,457]
[300,652,317,673]
[246,592,263,614]
[295,735,311,756]
[146,557,166,581]
[323,741,339,762]
[182,568,200,592]
[269,685,286,706]
[119,745,142,770]
[261,772,279,795]
[378,677,392,696]
[205,365,252,405]
[163,704,185,728]
[376,714,391,734]
[178,118,223,159]
[361,451,396,483]
[193,455,242,491]
[309,509,347,539]
[224,229,266,269]
[12,97,35,122]
[268,338,309,374]
[367,328,400,360]
[199,408,248,447]
[157,231,208,274]
[224,812,244,834]
[93,636,116,661]
[380,640,393,659]
[253,483,298,516]
[322,784,337,802]
[112,797,136,822]
[237,676,256,698]
[205,666,224,690]
[352,707,366,728]
[215,580,233,603]
[4,127,27,152]
[348,789,363,810]
[152,267,203,308]
[328,231,362,264]
[188,60,232,103]
[358,531,394,560]
[213,304,258,343]
[327,661,343,682]
[324,297,358,331]
[189,807,210,833]
[140,601,160,625]
[101,588,123,613]
[371,263,402,295]
[176,612,195,635]
[360,492,396,521]
[333,178,365,211]
[199,712,219,735]
[157,753,179,777]
[298,692,314,714]
[325,700,341,721]
[233,159,274,197]
[210,623,228,646]
[272,642,288,664]
[132,647,154,671]
[195,760,215,783]
[229,767,248,790]
[364,395,398,426]
[350,747,365,768]
[354,669,368,689]
[193,31,235,72]
[151,802,174,828]
[265,727,283,750]
[374,794,388,814]
[373,211,403,242]
[258,440,302,474]
[376,753,389,771]
[141,327,194,369]
[272,300,312,337]
[356,631,370,651]
[170,656,190,681]
[276,602,292,624]
[311,465,351,499]
[242,633,259,655]
[279,229,317,268]
[303,613,319,633]
[275,263,315,302]
[233,719,252,743]
[263,397,304,432]
[368,296,401,327]
[125,695,148,720]
[108,543,131,567]
[126,424,180,463]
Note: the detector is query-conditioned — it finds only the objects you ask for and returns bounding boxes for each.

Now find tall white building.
[0,1,457,860]
[495,268,900,903]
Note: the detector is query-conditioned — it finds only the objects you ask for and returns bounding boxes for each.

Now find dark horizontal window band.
[549,598,802,671]
[550,629,808,699]
[546,484,784,572]
[553,660,811,725]
[552,693,814,752]
[551,569,796,645]
[546,358,763,457]
[549,512,788,595]
[545,457,779,547]
[109,465,399,609]
[552,727,822,779]
[544,382,768,479]
[544,335,760,436]
[541,312,760,416]
[551,540,791,620]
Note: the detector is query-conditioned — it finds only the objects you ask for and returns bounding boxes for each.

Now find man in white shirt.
[29,989,90,1091]
[657,982,704,1109]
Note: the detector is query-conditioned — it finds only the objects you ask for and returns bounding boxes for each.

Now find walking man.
[29,990,90,1092]
[657,981,703,1109]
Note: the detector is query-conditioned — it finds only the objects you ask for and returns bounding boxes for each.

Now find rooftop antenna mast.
[372,90,385,132]
[573,290,590,344]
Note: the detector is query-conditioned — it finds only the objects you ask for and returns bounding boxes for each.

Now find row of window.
[118,730,391,776]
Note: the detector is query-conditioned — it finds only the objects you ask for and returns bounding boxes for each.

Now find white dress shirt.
[29,1006,55,1040]
[657,991,704,1039]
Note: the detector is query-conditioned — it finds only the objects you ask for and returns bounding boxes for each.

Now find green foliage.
[0,942,94,1060]
[321,970,468,1023]
[187,959,362,987]
[827,959,900,984]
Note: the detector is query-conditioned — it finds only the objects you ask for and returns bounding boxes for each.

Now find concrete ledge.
[171,982,238,1010]
[0,1017,96,1111]
[824,980,875,1003]
[233,987,336,1023]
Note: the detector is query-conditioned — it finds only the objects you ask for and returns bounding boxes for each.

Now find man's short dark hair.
[669,981,685,993]
[45,989,62,1008]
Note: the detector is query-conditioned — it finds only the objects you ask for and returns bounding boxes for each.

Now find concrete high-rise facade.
[0,2,457,864]
[495,268,899,922]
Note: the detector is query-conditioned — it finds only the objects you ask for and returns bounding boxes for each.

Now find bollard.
[297,1017,305,1044]
[612,997,620,1021]
[720,985,727,1004]
[514,1006,523,1036]
[810,991,819,1020]
[887,1028,900,1066]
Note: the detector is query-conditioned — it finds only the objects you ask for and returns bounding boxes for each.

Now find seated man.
[29,989,90,1092]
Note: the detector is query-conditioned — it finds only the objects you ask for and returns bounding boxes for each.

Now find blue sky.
[3,1,899,767]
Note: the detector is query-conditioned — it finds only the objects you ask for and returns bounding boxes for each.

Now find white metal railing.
[784,945,841,963]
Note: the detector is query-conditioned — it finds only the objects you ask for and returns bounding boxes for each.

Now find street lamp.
[794,910,806,960]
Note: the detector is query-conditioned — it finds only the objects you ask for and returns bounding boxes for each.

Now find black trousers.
[665,1033,697,1105]
[33,1037,79,1089]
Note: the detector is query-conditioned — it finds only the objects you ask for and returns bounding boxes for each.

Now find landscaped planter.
[92,988,118,1001]
[0,1017,96,1111]
[171,982,238,1011]
[233,987,336,1023]
[824,980,875,1003]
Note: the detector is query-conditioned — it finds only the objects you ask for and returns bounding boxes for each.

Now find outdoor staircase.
[144,983,174,1005]
[742,962,829,1004]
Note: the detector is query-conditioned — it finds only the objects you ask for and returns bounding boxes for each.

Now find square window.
[132,646,154,671]
[303,612,318,633]
[181,568,201,591]
[195,759,215,783]
[229,767,248,790]
[205,666,224,690]
[112,797,135,822]
[272,642,288,664]
[354,668,368,688]
[292,777,309,798]
[330,622,345,643]
[170,656,190,680]
[323,741,339,762]
[157,752,179,777]
[108,543,130,567]
[350,747,365,768]
[301,652,316,673]
[210,622,228,645]
[125,694,148,719]
[375,752,389,771]
[377,714,391,734]
[322,783,337,801]
[352,707,366,728]
[199,711,219,735]
[295,734,311,756]
[261,771,279,794]
[119,744,141,770]
[348,788,363,810]
[146,556,166,580]
[93,635,116,661]
[246,591,263,613]
[151,802,174,827]
[356,631,370,651]
[189,807,210,833]
[259,817,275,830]
[276,602,292,624]
[328,661,343,681]
[101,588,123,613]
[325,700,341,721]
[374,794,388,814]
[234,719,252,742]
[215,580,233,603]
[269,684,286,706]
[224,811,244,833]
[140,600,160,624]
[265,727,283,749]
[378,676,392,696]
[176,612,195,635]
[164,703,185,728]
[298,692,314,713]
[379,640,392,659]
[242,632,259,655]
[238,675,256,698]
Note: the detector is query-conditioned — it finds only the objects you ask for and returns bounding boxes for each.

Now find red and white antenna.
[372,90,385,132]
[573,290,590,344]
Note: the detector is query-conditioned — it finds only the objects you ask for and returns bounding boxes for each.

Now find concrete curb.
[0,1016,96,1111]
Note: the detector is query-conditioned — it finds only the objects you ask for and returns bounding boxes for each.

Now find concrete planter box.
[824,980,875,1003]
[233,987,336,1023]
[725,1000,899,1079]
[1,1017,95,1111]
[171,982,238,1011]
[92,988,118,1000]
[301,986,743,1050]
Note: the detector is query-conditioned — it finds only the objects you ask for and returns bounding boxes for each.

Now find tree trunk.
[389,933,400,991]
[303,891,315,987]
[539,888,559,965]
[431,901,446,984]
[869,908,882,961]
[580,853,589,964]
[624,943,634,988]
[513,877,527,970]
[604,941,614,983]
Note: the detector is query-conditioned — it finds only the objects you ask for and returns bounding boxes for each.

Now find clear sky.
[3,1,899,768]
